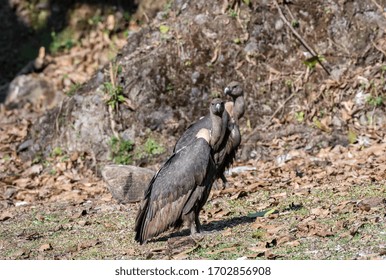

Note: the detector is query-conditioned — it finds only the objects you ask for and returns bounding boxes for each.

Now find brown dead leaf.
[310,207,330,217]
[38,243,52,252]
[358,197,385,209]
[172,244,201,260]
[77,220,90,226]
[13,178,31,188]
[264,250,282,259]
[230,190,248,199]
[207,244,240,255]
[286,240,301,247]
[77,239,100,251]
[350,223,365,236]
[22,164,43,177]
[71,209,87,219]
[0,211,13,221]
[276,235,294,245]
[213,209,231,219]
[248,246,267,256]
[12,248,30,259]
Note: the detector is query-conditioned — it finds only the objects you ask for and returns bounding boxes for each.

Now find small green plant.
[144,138,165,155]
[2,154,11,161]
[103,82,125,110]
[88,15,103,26]
[50,29,75,54]
[295,111,305,123]
[312,116,322,129]
[109,136,134,165]
[161,1,172,19]
[159,25,170,34]
[166,83,174,92]
[303,55,325,70]
[291,20,299,28]
[285,79,293,87]
[366,95,383,107]
[51,147,63,157]
[233,38,241,44]
[66,83,81,97]
[228,9,238,18]
[348,130,357,144]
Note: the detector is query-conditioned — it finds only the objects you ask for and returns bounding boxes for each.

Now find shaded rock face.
[101,164,155,203]
[21,0,386,163]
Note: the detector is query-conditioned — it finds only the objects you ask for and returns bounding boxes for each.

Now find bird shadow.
[151,214,256,243]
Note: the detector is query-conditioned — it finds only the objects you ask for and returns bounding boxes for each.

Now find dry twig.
[273,0,331,76]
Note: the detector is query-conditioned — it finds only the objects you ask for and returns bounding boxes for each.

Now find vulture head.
[210,98,225,117]
[224,81,245,121]
[209,98,225,148]
[224,81,243,98]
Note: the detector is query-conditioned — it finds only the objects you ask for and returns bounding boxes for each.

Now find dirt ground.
[1,0,386,259]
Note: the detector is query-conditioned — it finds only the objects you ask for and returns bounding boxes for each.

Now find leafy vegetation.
[303,55,325,70]
[65,83,81,97]
[50,28,76,54]
[295,111,305,123]
[109,136,134,165]
[366,95,383,107]
[103,82,125,110]
[143,138,165,156]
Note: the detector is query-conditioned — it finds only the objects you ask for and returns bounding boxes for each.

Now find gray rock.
[275,19,284,30]
[194,14,208,25]
[5,74,60,109]
[101,164,155,203]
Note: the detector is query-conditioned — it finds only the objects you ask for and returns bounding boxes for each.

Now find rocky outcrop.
[19,0,386,165]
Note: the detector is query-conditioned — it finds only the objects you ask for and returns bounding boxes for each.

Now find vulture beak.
[215,103,222,112]
[224,87,231,95]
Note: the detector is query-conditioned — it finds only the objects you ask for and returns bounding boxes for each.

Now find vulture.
[173,81,245,188]
[134,98,225,244]
[215,81,245,188]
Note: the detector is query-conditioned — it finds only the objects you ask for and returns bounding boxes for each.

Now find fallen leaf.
[38,243,52,252]
[350,223,365,236]
[159,25,170,34]
[12,249,30,259]
[72,209,88,219]
[0,211,13,221]
[77,239,100,251]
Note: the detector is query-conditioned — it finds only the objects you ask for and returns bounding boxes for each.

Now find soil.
[0,0,386,260]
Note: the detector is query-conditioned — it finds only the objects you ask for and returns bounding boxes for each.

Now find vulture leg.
[219,173,229,189]
[194,212,201,234]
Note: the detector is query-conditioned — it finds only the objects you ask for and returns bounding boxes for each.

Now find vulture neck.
[196,128,210,143]
[209,111,223,148]
[233,95,245,121]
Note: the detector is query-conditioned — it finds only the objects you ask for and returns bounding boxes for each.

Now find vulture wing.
[173,115,211,152]
[135,137,214,244]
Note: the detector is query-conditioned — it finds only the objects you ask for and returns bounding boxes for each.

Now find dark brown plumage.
[134,99,225,244]
[173,82,244,188]
[216,81,245,188]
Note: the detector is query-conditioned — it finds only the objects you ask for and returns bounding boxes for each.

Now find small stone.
[275,19,284,30]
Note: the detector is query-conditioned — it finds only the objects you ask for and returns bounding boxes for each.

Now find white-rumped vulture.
[173,81,245,188]
[215,81,245,188]
[134,98,225,244]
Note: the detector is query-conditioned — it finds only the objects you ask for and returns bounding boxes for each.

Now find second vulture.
[134,98,225,244]
[174,81,245,188]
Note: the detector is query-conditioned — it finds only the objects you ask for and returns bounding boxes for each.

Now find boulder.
[101,164,155,203]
